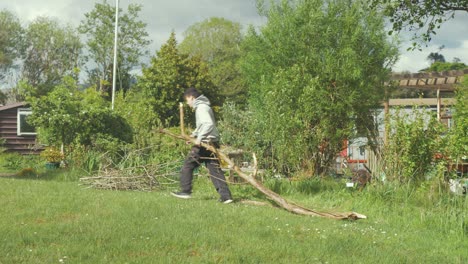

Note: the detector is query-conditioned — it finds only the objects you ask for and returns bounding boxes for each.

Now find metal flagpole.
[111,0,119,110]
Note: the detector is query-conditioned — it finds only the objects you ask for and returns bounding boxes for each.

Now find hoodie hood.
[193,95,210,110]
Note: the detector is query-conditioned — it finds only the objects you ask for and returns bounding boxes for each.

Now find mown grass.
[0,172,467,263]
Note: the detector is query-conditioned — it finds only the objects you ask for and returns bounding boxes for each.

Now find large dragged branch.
[159,129,366,220]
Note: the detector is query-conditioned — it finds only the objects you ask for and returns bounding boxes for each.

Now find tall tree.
[426,45,446,64]
[427,52,446,64]
[0,9,24,83]
[79,0,150,96]
[179,17,246,105]
[20,17,81,97]
[241,0,398,174]
[370,0,468,49]
[137,32,218,127]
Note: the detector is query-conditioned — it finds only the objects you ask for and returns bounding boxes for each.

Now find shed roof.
[0,102,28,111]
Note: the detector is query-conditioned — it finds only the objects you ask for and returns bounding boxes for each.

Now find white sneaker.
[171,191,192,199]
[219,198,233,204]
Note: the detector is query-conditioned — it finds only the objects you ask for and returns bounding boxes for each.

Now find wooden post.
[179,102,185,136]
[383,98,389,146]
[436,89,441,121]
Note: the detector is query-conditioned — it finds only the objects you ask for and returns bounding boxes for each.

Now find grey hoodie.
[191,95,220,142]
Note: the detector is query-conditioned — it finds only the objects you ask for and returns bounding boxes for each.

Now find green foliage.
[0,9,23,81]
[27,76,133,149]
[40,147,63,163]
[114,91,159,148]
[369,0,468,49]
[0,90,7,105]
[383,108,447,183]
[179,17,247,105]
[448,75,468,162]
[79,0,150,94]
[137,32,218,127]
[67,143,102,173]
[0,152,43,172]
[20,17,81,97]
[28,76,82,146]
[424,61,468,72]
[241,0,398,174]
[218,102,255,148]
[79,106,133,146]
[0,138,5,153]
[0,153,23,171]
[146,127,189,165]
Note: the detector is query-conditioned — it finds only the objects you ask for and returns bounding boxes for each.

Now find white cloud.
[393,40,468,73]
[392,13,468,72]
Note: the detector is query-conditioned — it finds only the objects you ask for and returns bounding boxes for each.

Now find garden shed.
[0,102,41,154]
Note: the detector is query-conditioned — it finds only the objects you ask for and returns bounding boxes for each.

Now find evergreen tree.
[137,32,218,127]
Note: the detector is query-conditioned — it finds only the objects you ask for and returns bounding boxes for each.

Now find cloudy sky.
[1,0,467,73]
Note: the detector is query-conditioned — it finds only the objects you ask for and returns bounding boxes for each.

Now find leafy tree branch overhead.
[370,0,468,49]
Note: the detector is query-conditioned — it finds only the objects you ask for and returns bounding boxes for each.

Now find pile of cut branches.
[79,163,179,191]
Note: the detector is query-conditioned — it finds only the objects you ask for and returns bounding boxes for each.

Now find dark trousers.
[180,144,232,199]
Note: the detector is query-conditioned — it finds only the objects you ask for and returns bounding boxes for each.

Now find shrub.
[0,138,6,153]
[0,152,43,172]
[447,75,468,163]
[40,147,64,163]
[383,107,447,183]
[28,77,133,149]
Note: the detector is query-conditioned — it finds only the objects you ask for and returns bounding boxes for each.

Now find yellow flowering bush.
[40,147,64,163]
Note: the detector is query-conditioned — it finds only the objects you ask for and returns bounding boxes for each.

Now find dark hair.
[183,87,201,98]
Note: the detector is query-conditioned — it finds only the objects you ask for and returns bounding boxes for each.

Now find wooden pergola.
[390,69,467,91]
[362,69,468,176]
[382,69,467,142]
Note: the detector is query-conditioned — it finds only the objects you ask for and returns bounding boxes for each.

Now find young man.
[171,87,233,204]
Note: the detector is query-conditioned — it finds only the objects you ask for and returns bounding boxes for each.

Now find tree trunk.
[158,129,366,220]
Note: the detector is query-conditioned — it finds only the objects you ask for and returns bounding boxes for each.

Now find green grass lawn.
[0,174,467,263]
